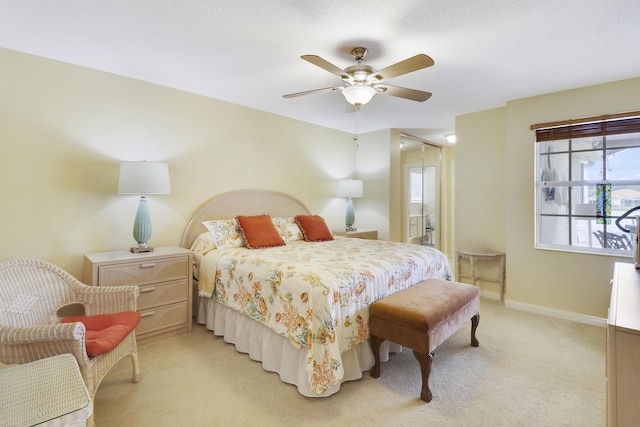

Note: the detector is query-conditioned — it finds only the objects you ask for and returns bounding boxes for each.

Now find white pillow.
[190,232,218,255]
[271,217,304,242]
[202,219,245,249]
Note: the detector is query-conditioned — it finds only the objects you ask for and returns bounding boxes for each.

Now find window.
[533,114,640,256]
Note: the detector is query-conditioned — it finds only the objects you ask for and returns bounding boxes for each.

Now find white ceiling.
[1,1,639,145]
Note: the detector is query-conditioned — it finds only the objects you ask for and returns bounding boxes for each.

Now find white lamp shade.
[342,85,376,106]
[337,179,364,198]
[118,161,171,195]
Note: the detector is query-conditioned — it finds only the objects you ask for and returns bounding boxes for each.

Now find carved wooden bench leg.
[413,350,434,402]
[471,313,480,347]
[370,335,383,378]
[369,279,480,402]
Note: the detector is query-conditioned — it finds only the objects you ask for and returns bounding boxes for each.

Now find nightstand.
[334,229,378,240]
[83,246,193,345]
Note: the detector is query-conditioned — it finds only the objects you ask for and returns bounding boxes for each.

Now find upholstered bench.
[369,279,480,402]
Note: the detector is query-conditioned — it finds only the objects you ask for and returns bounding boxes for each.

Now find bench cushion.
[370,279,479,354]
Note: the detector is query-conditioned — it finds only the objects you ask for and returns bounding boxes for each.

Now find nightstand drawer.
[98,256,189,286]
[138,279,189,311]
[137,301,189,337]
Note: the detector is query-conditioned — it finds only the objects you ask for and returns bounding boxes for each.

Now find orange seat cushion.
[61,312,140,356]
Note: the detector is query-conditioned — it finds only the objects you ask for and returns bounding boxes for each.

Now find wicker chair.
[0,257,141,401]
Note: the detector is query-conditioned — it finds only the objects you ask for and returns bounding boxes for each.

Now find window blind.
[531,111,640,142]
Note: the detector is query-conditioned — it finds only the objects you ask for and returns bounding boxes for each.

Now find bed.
[180,189,453,397]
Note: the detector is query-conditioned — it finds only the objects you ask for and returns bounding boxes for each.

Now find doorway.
[402,139,441,247]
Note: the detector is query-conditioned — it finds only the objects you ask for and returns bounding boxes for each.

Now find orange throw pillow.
[236,215,286,249]
[295,215,334,242]
[61,312,140,357]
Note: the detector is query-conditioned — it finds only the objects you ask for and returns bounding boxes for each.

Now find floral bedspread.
[195,237,452,394]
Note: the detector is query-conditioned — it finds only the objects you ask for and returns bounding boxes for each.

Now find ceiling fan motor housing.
[351,47,368,62]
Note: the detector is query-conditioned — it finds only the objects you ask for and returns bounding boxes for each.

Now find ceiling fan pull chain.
[353,106,360,149]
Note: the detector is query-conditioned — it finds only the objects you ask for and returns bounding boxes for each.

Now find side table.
[334,229,378,240]
[456,250,506,301]
[0,354,93,426]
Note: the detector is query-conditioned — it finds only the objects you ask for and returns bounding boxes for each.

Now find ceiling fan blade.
[373,54,434,82]
[283,86,343,98]
[375,84,432,102]
[301,55,350,80]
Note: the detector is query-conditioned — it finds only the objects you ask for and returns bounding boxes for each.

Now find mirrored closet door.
[402,138,442,248]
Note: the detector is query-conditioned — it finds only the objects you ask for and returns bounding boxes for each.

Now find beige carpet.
[94,299,606,426]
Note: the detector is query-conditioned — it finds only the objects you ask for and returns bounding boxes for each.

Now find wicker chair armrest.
[74,284,140,315]
[0,323,89,367]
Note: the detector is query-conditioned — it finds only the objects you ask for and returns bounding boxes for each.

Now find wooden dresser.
[84,246,192,345]
[607,262,640,426]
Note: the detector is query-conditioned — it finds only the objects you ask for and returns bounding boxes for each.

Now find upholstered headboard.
[179,189,311,249]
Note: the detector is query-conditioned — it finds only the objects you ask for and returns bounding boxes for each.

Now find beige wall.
[355,129,393,241]
[440,146,455,257]
[0,48,360,278]
[456,77,640,318]
[388,130,403,242]
[9,46,635,319]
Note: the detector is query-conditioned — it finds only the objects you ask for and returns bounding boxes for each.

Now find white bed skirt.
[195,296,399,397]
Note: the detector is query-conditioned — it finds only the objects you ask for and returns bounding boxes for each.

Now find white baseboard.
[503,298,607,328]
[455,272,607,328]
[478,289,501,301]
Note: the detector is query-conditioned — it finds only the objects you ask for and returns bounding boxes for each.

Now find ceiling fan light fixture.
[342,85,376,106]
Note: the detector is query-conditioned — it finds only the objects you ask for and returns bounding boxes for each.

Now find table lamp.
[118,161,171,252]
[337,179,363,231]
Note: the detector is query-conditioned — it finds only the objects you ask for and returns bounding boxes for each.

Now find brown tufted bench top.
[370,279,480,402]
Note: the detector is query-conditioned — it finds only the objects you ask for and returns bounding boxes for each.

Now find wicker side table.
[456,250,506,302]
[0,354,93,426]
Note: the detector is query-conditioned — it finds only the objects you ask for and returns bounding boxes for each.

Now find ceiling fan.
[283,47,434,107]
